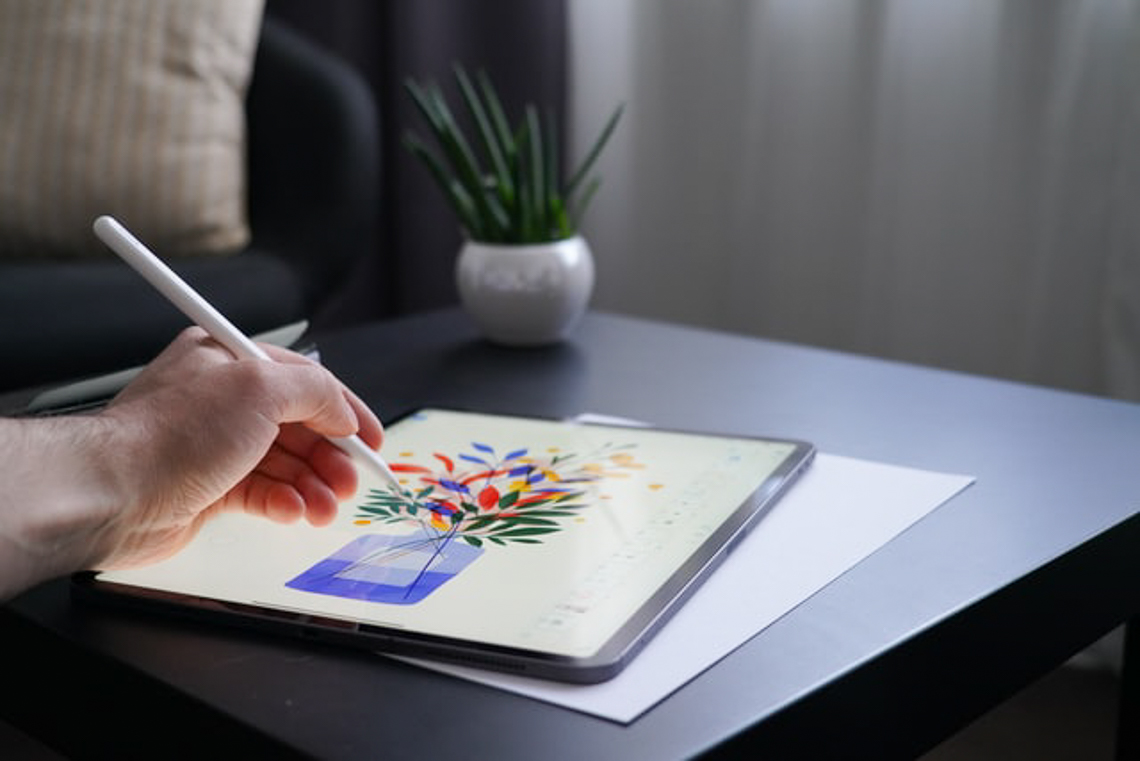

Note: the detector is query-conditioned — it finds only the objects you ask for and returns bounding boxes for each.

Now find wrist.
[0,416,125,596]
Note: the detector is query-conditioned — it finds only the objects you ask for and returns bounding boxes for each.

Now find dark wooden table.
[4,308,1139,759]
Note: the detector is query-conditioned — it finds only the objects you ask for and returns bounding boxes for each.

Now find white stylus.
[93,215,403,494]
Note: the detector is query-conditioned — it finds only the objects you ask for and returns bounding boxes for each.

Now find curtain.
[1104,6,1140,400]
[569,0,1140,398]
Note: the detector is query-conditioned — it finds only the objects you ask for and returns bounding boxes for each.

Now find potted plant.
[404,65,622,345]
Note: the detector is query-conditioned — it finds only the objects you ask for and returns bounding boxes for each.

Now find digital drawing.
[286,439,649,604]
[285,529,484,604]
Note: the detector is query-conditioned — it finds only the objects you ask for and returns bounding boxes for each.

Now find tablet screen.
[91,409,812,679]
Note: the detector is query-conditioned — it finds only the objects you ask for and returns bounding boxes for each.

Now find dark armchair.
[0,16,379,393]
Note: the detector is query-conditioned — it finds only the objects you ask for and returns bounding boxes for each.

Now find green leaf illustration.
[493,527,561,538]
[495,517,559,527]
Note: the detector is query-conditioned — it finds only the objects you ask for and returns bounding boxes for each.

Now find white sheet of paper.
[389,452,974,723]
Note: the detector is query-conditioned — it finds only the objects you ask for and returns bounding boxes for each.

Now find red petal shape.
[478,486,500,510]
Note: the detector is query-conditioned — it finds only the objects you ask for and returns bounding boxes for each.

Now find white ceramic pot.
[455,236,595,346]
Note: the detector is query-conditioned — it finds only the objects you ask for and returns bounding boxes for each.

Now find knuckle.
[175,325,211,348]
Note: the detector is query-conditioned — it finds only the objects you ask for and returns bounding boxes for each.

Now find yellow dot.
[648,483,664,491]
[400,451,414,457]
[547,447,561,453]
[354,519,371,525]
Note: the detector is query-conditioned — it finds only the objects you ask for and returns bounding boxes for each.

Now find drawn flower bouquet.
[357,440,642,546]
[286,439,644,604]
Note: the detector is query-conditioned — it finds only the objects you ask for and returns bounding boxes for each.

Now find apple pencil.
[92,215,404,494]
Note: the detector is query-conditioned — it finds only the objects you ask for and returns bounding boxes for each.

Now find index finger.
[260,343,384,451]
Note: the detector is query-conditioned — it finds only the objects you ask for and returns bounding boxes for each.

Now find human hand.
[91,327,384,568]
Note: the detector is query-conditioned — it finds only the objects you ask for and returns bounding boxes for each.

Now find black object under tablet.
[74,408,814,683]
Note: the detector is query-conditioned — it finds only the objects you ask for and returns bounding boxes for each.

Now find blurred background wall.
[569,0,1140,400]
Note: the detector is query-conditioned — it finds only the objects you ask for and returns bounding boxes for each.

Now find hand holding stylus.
[92,215,404,494]
[0,319,387,596]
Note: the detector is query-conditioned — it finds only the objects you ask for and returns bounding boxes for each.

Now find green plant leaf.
[406,79,508,240]
[422,83,486,193]
[403,134,483,237]
[403,69,621,243]
[550,197,571,239]
[447,179,488,240]
[455,64,514,207]
[404,79,448,134]
[477,70,517,163]
[565,103,624,199]
[568,176,602,229]
[525,106,545,236]
[511,120,534,240]
[543,109,572,238]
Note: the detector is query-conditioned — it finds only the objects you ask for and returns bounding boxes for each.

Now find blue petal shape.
[437,479,470,493]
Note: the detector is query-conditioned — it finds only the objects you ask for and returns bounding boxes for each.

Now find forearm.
[0,417,122,599]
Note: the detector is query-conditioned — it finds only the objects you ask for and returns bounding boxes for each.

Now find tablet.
[74,408,814,683]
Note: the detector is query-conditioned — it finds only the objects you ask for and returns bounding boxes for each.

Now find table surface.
[5,308,1140,760]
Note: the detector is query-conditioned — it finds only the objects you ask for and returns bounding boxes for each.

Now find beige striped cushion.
[0,0,264,259]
